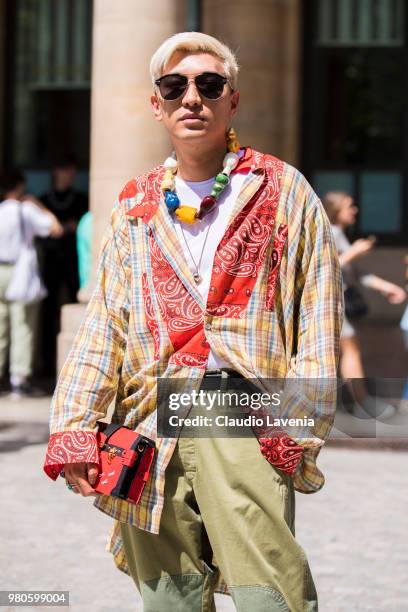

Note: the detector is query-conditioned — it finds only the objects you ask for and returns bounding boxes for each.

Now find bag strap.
[17,202,28,248]
[100,423,126,442]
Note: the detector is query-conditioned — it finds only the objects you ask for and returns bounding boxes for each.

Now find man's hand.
[50,218,64,238]
[23,194,45,207]
[62,219,78,234]
[64,462,99,497]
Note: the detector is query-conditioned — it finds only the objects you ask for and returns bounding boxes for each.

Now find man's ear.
[150,94,163,122]
[230,90,240,119]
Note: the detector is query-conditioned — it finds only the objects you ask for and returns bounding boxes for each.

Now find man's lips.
[179,114,205,122]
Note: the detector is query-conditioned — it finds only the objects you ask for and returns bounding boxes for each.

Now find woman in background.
[0,170,62,397]
[323,191,406,419]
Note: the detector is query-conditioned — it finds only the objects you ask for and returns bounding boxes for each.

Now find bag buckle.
[107,447,119,464]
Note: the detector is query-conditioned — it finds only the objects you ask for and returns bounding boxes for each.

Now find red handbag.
[94,423,155,505]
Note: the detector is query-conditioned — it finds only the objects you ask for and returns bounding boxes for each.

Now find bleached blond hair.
[150,32,239,90]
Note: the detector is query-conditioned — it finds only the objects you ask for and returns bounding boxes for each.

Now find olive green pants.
[121,435,318,612]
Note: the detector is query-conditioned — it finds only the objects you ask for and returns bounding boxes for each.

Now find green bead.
[211,189,219,198]
[212,183,225,194]
[215,172,229,185]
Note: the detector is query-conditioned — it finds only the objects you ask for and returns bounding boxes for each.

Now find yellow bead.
[175,206,198,224]
[164,169,174,181]
[161,178,174,191]
[227,127,237,140]
[227,127,240,153]
[227,139,240,153]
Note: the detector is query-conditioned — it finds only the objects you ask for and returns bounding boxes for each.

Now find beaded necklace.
[161,128,241,225]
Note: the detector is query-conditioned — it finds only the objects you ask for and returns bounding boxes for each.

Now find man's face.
[53,165,76,191]
[151,51,239,147]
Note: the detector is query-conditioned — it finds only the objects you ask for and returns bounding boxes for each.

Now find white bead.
[222,152,239,176]
[163,156,178,171]
[223,152,239,167]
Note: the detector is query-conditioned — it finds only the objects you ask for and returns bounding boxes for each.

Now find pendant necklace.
[179,221,212,284]
[160,127,241,281]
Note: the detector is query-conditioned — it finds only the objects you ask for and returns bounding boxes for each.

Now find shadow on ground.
[0,421,49,452]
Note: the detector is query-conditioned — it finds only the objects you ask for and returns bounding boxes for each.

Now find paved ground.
[0,396,407,612]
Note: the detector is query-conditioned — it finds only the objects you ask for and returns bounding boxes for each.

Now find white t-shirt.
[173,171,248,369]
[0,199,52,263]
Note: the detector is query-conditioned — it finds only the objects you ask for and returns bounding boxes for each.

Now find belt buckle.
[204,369,222,378]
[204,368,231,392]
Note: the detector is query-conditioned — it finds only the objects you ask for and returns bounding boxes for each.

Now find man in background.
[38,155,88,377]
[0,169,62,396]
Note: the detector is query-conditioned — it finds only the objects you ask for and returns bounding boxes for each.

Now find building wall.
[203,0,301,165]
[0,0,6,168]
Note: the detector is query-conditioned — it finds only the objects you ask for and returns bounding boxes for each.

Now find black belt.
[200,368,249,392]
[203,368,244,380]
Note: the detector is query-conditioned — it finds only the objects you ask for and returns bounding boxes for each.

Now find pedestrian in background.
[323,191,406,419]
[38,155,88,377]
[0,169,62,397]
[400,255,408,406]
[76,210,93,302]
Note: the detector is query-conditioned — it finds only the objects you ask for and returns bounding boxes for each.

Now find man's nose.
[182,80,202,106]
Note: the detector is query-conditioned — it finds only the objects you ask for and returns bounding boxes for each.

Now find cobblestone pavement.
[0,397,407,612]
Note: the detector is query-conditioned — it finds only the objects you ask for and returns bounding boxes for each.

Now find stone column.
[203,0,301,165]
[90,0,187,261]
[58,0,187,370]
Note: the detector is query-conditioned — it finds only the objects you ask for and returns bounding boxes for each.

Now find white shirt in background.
[0,199,52,263]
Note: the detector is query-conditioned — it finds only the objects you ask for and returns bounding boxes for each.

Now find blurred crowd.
[0,156,91,398]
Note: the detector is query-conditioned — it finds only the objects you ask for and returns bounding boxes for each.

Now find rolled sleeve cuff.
[43,431,99,481]
[259,431,305,475]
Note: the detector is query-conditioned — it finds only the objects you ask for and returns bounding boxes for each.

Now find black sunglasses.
[154,72,229,101]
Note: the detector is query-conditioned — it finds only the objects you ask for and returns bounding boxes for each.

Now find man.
[38,155,88,376]
[44,32,343,611]
[0,169,62,396]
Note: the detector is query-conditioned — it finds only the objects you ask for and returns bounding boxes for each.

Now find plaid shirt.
[43,147,343,576]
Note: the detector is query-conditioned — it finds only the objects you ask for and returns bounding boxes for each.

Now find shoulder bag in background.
[344,285,369,320]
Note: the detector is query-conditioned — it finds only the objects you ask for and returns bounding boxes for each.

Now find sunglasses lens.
[196,73,226,99]
[158,75,188,100]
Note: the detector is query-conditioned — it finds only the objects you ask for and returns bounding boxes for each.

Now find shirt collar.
[232,146,264,175]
